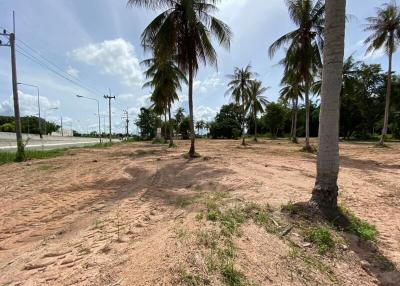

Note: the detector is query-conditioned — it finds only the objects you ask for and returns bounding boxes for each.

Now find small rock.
[360,260,372,274]
[92,159,98,163]
[302,242,312,248]
[341,244,348,251]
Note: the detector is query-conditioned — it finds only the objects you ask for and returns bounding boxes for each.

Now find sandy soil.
[0,139,399,285]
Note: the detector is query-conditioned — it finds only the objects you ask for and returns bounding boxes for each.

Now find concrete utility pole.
[123,109,129,139]
[104,89,115,143]
[1,12,24,160]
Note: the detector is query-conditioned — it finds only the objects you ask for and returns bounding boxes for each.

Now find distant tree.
[210,103,243,139]
[365,1,400,145]
[262,103,288,138]
[246,80,269,141]
[226,65,257,145]
[136,107,158,140]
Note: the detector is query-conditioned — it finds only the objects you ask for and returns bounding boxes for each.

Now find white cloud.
[194,105,218,122]
[0,91,60,117]
[193,73,225,94]
[66,66,79,78]
[70,38,144,87]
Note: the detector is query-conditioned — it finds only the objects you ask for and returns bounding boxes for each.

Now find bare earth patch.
[0,139,399,285]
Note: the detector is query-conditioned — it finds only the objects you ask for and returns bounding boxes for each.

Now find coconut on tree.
[128,0,232,157]
[226,65,257,146]
[269,0,324,152]
[365,0,400,146]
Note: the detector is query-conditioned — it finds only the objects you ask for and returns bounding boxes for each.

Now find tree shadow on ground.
[289,202,400,286]
[340,155,400,174]
[79,156,235,209]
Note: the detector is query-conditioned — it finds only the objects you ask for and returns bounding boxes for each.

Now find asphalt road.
[0,132,102,152]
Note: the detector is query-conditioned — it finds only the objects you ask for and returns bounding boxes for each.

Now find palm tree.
[365,1,400,146]
[226,65,256,146]
[246,80,269,141]
[280,62,304,143]
[310,0,346,210]
[142,56,187,147]
[269,0,324,151]
[195,120,205,136]
[129,0,232,157]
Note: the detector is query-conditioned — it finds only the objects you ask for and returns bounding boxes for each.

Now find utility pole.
[123,109,129,139]
[104,89,115,143]
[61,116,63,136]
[1,12,24,160]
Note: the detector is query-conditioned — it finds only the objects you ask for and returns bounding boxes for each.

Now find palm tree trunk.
[293,96,298,143]
[164,111,167,140]
[254,106,258,142]
[188,64,196,156]
[379,46,393,145]
[168,103,174,148]
[241,98,246,146]
[290,99,295,140]
[310,0,346,210]
[304,87,311,150]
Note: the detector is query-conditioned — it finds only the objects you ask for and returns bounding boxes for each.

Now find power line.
[15,47,102,97]
[16,38,105,95]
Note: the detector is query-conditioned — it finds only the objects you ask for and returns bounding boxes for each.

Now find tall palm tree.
[226,65,256,146]
[269,0,324,151]
[129,0,232,157]
[280,61,304,143]
[142,56,187,147]
[310,0,346,210]
[246,80,269,142]
[365,0,400,146]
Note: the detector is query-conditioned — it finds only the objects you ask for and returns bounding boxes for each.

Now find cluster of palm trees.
[129,0,232,157]
[129,0,398,210]
[226,65,269,145]
[195,120,210,137]
[270,0,400,149]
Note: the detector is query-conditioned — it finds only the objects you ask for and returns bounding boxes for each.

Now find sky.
[0,0,395,134]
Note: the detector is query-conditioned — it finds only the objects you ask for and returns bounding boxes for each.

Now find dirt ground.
[0,139,399,286]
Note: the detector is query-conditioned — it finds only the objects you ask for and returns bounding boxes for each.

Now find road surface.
[0,132,102,152]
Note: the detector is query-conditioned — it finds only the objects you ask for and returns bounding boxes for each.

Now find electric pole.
[104,89,115,143]
[1,12,24,160]
[123,109,129,139]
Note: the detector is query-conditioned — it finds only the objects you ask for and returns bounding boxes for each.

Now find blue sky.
[0,0,395,134]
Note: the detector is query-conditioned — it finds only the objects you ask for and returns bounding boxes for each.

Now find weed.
[152,138,167,144]
[281,201,297,215]
[306,226,335,254]
[176,196,198,208]
[179,269,203,286]
[338,206,378,241]
[196,229,219,249]
[221,263,245,286]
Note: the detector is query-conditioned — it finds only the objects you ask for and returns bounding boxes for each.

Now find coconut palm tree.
[310,0,346,210]
[128,0,232,157]
[226,65,256,146]
[246,80,269,142]
[279,59,305,143]
[269,0,324,151]
[365,0,400,146]
[142,56,187,147]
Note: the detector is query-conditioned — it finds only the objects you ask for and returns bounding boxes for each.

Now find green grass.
[0,142,117,165]
[338,206,378,241]
[306,226,335,254]
[179,269,203,286]
[152,138,167,144]
[0,149,67,164]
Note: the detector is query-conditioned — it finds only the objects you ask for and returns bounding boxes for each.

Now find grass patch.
[306,226,335,254]
[0,149,67,164]
[176,196,199,208]
[281,201,298,215]
[152,138,167,144]
[179,269,203,286]
[338,206,378,241]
